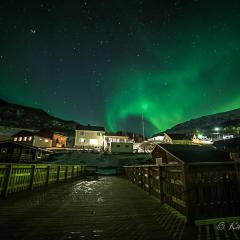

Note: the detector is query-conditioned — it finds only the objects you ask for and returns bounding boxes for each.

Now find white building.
[104,134,134,152]
[111,142,133,153]
[148,133,165,143]
[74,125,105,150]
[163,133,195,145]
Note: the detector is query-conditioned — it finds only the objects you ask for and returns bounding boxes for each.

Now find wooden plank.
[3,164,12,197]
[29,165,36,190]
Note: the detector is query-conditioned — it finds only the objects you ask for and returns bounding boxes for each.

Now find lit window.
[28,136,32,141]
[23,137,27,141]
[79,138,85,143]
[14,137,17,141]
[89,139,98,145]
[18,137,22,141]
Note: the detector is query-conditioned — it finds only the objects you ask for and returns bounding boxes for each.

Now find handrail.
[0,163,85,197]
[123,162,240,224]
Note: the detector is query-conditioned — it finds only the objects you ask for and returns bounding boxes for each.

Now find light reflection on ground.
[70,177,112,204]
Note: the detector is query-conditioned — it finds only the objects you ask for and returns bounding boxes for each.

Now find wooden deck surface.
[0,177,239,240]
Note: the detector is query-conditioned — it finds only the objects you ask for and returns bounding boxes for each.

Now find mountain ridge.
[0,98,82,132]
[154,108,240,136]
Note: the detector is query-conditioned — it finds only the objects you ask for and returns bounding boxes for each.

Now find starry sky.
[0,0,240,136]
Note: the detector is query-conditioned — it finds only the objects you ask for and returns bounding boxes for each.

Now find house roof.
[151,132,165,138]
[105,134,129,138]
[76,125,105,131]
[156,144,231,163]
[12,130,52,140]
[213,137,240,152]
[165,133,192,140]
[12,130,36,137]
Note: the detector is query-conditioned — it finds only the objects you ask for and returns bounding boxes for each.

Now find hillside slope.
[167,108,240,134]
[0,99,81,132]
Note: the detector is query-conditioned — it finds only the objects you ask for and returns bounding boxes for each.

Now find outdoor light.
[214,127,220,132]
[198,134,203,139]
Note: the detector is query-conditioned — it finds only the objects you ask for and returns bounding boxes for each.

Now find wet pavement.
[0,177,239,240]
[0,177,186,240]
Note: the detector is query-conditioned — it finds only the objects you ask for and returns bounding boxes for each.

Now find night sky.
[0,0,240,136]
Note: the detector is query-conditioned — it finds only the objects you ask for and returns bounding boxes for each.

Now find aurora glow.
[105,0,240,134]
[0,0,240,136]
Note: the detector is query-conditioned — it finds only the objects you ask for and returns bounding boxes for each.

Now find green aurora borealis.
[0,0,240,136]
[106,1,240,134]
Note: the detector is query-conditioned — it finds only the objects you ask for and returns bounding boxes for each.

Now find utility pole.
[142,112,145,140]
[142,112,145,153]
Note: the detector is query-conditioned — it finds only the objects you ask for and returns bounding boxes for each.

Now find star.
[30,29,36,34]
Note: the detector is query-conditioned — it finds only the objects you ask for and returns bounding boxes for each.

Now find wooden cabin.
[12,130,52,148]
[37,130,67,148]
[151,144,232,165]
[0,141,50,163]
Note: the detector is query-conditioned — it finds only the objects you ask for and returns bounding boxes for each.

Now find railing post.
[72,166,74,179]
[158,165,165,204]
[46,165,50,185]
[56,165,60,183]
[183,164,193,224]
[29,165,36,191]
[65,166,68,180]
[133,167,136,184]
[147,166,151,194]
[3,164,13,198]
[234,162,240,185]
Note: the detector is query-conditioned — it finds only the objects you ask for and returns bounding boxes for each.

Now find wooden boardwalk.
[0,177,239,240]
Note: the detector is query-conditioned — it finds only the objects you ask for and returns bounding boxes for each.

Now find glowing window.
[23,137,27,141]
[28,136,32,141]
[89,139,98,145]
[13,137,17,141]
[18,137,22,141]
[79,138,85,143]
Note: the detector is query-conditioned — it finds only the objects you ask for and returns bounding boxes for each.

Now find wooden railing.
[124,162,240,223]
[0,163,85,197]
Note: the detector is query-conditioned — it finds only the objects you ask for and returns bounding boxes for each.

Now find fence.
[0,163,85,197]
[124,161,240,223]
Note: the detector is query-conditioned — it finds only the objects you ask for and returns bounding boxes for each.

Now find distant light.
[223,135,234,140]
[214,127,220,132]
[198,134,203,139]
